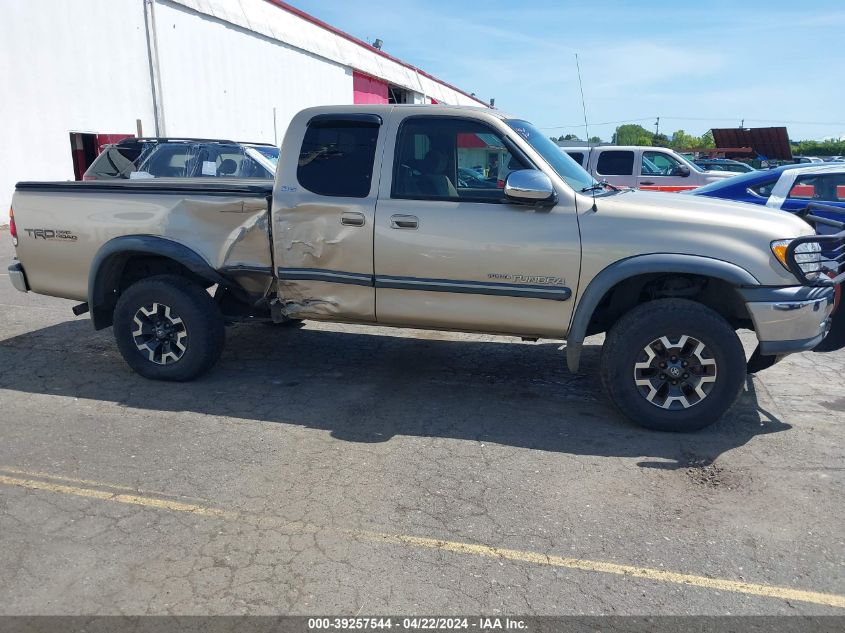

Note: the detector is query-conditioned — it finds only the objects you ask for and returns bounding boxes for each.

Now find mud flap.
[813,298,845,352]
[747,346,782,374]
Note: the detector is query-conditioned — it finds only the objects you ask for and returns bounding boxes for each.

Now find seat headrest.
[218,158,238,176]
[422,150,448,174]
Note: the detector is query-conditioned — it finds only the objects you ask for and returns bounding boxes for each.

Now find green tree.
[792,139,845,156]
[669,129,698,150]
[588,136,602,144]
[699,130,716,149]
[652,133,670,147]
[613,124,653,146]
[558,133,581,141]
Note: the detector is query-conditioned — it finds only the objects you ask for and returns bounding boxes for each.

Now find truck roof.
[559,145,684,152]
[297,103,508,119]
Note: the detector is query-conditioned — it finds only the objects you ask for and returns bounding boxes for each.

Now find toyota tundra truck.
[7,105,844,432]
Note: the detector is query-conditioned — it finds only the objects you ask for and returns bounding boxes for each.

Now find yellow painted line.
[358,532,845,609]
[1,470,844,609]
[0,466,210,503]
[0,474,238,521]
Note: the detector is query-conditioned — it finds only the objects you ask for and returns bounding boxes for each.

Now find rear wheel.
[600,299,746,432]
[113,275,225,381]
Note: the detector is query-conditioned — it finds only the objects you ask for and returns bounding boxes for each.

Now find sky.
[289,0,845,142]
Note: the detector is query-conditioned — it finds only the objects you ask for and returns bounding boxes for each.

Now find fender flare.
[88,235,233,330]
[566,254,760,372]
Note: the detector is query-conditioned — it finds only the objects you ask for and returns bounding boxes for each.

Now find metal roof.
[711,127,793,160]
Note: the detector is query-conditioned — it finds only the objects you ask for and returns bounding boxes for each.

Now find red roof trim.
[264,0,488,107]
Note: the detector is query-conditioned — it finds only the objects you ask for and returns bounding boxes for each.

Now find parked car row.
[83,138,278,181]
[560,145,735,191]
[692,158,756,173]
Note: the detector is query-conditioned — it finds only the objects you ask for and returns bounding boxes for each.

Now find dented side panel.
[270,107,390,322]
[11,183,273,302]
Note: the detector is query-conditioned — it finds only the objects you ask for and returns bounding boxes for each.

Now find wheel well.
[585,273,752,336]
[91,253,211,329]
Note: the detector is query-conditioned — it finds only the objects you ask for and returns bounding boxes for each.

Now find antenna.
[574,53,590,145]
[574,53,597,210]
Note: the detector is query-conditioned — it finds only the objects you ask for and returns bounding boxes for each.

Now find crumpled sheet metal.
[274,202,375,321]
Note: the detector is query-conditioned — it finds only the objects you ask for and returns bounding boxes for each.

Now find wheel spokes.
[633,334,718,410]
[131,302,188,365]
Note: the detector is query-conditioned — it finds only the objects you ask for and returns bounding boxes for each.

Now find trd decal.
[23,228,78,242]
[488,273,566,286]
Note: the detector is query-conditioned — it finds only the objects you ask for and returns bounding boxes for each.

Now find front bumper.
[8,262,29,293]
[741,286,835,355]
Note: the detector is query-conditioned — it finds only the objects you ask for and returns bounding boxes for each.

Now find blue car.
[690,163,845,234]
[689,164,805,205]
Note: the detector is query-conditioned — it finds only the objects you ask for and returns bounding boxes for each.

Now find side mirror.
[504,170,556,204]
[676,165,691,177]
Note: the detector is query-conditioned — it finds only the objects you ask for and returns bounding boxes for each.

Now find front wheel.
[113,275,225,381]
[600,299,746,432]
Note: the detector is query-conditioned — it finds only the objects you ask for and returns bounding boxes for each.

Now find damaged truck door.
[273,113,385,322]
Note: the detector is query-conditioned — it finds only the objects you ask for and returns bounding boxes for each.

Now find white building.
[0,0,486,211]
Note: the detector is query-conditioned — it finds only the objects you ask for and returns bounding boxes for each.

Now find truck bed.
[12,179,274,302]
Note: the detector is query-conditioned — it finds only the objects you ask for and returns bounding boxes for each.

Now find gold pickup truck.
[7,105,844,432]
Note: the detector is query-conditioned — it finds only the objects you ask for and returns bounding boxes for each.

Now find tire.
[113,275,225,381]
[600,299,746,432]
[263,318,304,328]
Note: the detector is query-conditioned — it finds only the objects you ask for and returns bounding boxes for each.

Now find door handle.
[341,212,366,227]
[640,181,655,186]
[390,214,419,230]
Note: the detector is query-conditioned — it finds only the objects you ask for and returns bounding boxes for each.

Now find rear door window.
[566,151,584,166]
[596,151,634,176]
[297,117,380,197]
[788,174,845,201]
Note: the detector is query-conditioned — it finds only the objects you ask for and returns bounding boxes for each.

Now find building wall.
[352,72,389,105]
[154,1,353,143]
[1,0,483,214]
[0,0,155,211]
[169,0,485,107]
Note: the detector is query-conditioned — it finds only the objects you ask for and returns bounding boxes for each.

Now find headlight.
[771,239,822,280]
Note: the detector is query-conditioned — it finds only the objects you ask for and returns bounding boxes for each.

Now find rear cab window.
[297,115,381,197]
[596,150,634,176]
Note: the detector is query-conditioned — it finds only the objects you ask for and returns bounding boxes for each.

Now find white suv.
[561,145,735,191]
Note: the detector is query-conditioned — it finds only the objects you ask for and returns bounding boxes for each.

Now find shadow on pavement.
[0,319,790,468]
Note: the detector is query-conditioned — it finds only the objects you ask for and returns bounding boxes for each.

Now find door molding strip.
[277,268,572,301]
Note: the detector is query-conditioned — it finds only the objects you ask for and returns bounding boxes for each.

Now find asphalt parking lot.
[0,229,843,616]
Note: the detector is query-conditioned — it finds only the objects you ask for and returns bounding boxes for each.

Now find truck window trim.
[307,113,383,127]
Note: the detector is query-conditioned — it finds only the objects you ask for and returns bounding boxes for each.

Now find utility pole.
[655,116,660,138]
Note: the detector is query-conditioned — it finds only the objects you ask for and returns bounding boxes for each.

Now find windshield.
[505,119,596,192]
[677,152,705,173]
[250,145,279,166]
